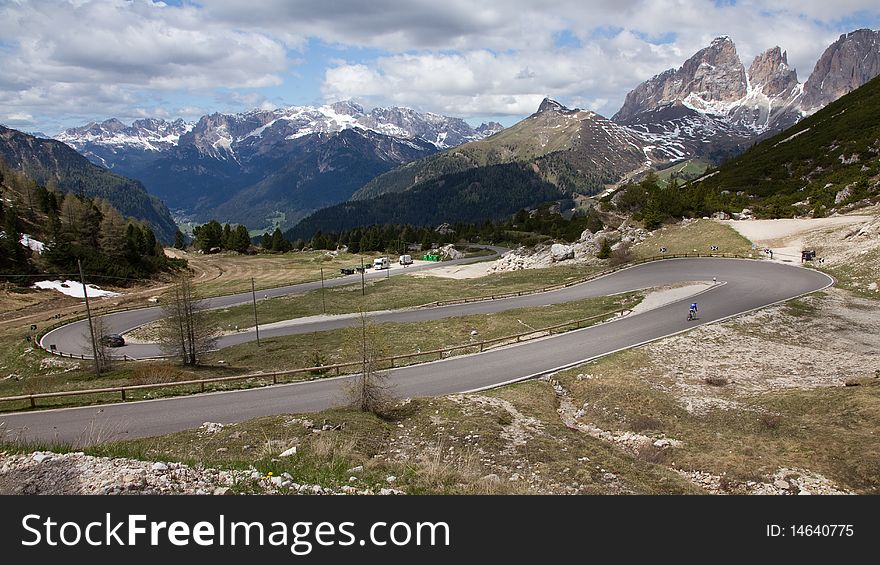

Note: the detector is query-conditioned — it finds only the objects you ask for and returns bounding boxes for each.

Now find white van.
[373,257,389,270]
[399,254,413,266]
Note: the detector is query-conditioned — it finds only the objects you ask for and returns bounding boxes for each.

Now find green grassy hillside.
[353,103,648,203]
[697,74,880,216]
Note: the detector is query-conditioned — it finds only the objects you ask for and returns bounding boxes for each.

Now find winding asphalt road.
[39,247,509,359]
[3,258,832,446]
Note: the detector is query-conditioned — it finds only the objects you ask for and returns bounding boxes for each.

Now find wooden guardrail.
[1,307,630,409]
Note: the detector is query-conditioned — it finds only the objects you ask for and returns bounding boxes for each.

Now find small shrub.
[629,414,663,432]
[635,445,669,464]
[609,245,632,266]
[757,413,782,431]
[597,238,613,259]
[129,363,186,385]
[309,350,328,376]
[497,411,514,426]
[718,476,734,493]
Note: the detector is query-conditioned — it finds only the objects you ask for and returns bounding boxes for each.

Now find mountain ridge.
[0,125,178,242]
[56,103,503,230]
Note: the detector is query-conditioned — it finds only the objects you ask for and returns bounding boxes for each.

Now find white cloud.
[0,0,288,131]
[4,113,34,124]
[1,0,878,131]
[317,2,880,117]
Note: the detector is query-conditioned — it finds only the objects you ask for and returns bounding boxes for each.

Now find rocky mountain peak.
[536,98,568,114]
[100,118,127,131]
[476,121,504,136]
[329,100,366,117]
[677,36,747,101]
[613,36,746,122]
[802,28,880,111]
[747,46,800,97]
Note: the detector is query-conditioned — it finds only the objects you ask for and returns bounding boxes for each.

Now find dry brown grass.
[129,363,190,386]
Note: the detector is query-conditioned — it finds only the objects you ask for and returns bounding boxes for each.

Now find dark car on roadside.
[100,334,125,347]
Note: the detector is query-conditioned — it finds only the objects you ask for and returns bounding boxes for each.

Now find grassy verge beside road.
[630,219,755,259]
[130,262,608,336]
[209,293,639,373]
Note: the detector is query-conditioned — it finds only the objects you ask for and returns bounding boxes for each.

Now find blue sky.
[1,0,879,134]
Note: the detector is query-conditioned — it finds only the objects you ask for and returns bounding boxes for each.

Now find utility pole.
[360,257,365,296]
[78,258,100,375]
[320,267,326,314]
[251,277,260,347]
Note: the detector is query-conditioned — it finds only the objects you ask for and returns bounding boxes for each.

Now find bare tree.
[81,315,113,374]
[347,312,394,414]
[92,316,113,373]
[157,274,219,365]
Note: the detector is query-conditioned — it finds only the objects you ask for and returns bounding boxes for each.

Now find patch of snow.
[20,234,45,254]
[774,127,810,147]
[32,280,120,298]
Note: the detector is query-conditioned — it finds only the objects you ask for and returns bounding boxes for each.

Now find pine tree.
[60,194,89,245]
[174,229,185,250]
[2,206,30,276]
[597,237,612,259]
[270,228,288,252]
[232,225,251,253]
[98,205,128,259]
[221,223,232,250]
[143,226,158,256]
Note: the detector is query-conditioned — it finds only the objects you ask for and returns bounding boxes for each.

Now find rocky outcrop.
[536,97,569,114]
[488,223,648,273]
[0,451,403,495]
[614,37,747,122]
[748,47,800,97]
[802,29,880,111]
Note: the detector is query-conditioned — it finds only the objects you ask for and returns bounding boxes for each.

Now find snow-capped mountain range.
[57,102,502,164]
[54,103,503,229]
[612,29,880,161]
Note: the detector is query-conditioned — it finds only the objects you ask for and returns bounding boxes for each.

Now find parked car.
[373,257,390,270]
[100,334,125,347]
[399,254,413,266]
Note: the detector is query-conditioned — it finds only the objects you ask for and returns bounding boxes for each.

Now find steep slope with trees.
[0,159,183,283]
[285,163,566,240]
[0,126,177,242]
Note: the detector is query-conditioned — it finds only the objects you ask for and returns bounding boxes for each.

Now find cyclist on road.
[688,302,698,320]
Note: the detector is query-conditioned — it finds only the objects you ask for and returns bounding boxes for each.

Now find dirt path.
[718,214,874,264]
